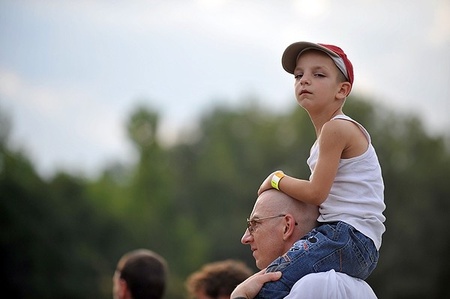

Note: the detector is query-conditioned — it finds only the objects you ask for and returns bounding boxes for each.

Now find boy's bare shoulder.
[327,117,361,134]
[325,118,368,157]
[322,118,356,136]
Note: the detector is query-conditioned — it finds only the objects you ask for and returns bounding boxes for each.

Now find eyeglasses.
[246,214,286,234]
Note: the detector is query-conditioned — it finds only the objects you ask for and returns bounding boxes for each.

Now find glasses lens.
[246,214,286,233]
[246,219,253,232]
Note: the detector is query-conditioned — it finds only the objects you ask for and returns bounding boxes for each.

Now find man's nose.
[241,229,253,244]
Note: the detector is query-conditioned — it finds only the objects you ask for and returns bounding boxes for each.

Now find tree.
[2,95,450,298]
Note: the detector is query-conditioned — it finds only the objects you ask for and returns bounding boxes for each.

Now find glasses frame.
[246,214,287,234]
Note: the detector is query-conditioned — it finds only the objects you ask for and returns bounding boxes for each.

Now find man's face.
[241,195,287,269]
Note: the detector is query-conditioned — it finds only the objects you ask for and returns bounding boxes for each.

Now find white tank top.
[307,114,386,250]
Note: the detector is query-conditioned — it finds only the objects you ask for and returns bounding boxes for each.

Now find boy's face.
[293,50,346,112]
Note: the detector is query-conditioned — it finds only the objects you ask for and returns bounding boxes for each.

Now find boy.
[256,42,386,298]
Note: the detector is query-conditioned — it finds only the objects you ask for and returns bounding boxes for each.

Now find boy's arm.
[258,120,349,206]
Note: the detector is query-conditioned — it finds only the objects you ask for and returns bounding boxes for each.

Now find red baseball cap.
[281,41,354,87]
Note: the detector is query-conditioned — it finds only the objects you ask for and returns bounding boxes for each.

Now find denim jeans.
[255,221,379,299]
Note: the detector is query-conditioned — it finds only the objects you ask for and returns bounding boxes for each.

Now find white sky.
[1,0,449,178]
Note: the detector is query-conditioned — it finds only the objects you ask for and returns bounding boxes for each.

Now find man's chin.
[255,260,268,270]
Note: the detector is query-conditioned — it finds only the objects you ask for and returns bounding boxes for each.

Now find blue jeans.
[255,221,379,299]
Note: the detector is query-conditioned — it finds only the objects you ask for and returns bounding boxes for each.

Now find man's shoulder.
[284,270,377,299]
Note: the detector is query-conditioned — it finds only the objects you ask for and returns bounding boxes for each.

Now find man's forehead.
[250,195,274,217]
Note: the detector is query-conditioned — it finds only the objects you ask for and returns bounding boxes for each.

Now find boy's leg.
[255,222,378,299]
[312,222,378,279]
[255,236,318,299]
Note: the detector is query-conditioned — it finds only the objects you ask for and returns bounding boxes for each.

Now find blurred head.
[186,259,253,299]
[113,249,168,299]
[241,189,319,269]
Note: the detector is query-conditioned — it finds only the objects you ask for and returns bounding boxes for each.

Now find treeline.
[1,95,450,298]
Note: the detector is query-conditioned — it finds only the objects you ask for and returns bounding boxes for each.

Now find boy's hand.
[257,171,279,195]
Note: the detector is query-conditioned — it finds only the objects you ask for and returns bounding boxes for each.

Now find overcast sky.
[1,0,449,178]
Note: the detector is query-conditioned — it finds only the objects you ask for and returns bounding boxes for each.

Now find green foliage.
[1,95,450,298]
[0,150,122,298]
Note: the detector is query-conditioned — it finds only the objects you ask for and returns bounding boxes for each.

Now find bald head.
[254,189,319,239]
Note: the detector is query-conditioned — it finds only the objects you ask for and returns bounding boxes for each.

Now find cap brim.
[281,42,339,74]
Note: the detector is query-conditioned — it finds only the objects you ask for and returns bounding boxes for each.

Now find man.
[113,249,168,299]
[186,259,253,299]
[241,189,319,270]
[231,189,377,299]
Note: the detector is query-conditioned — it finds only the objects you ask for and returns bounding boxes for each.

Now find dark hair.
[186,260,252,298]
[119,249,168,299]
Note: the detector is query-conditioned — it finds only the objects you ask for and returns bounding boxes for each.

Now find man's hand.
[231,269,282,299]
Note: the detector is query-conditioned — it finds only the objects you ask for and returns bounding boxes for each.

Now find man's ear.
[118,279,130,299]
[282,215,296,240]
[336,82,352,100]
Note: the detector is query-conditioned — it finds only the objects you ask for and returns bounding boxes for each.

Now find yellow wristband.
[271,171,285,190]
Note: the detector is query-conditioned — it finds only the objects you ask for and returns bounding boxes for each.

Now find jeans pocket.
[312,238,376,279]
